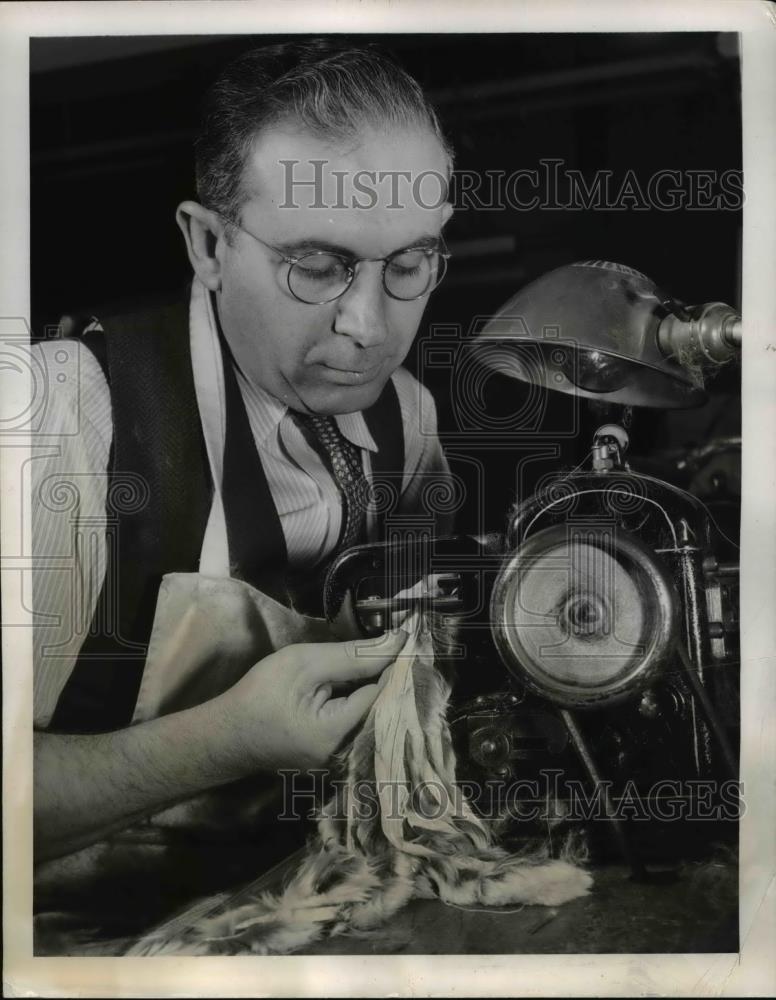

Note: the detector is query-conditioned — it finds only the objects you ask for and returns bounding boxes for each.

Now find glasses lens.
[384,249,446,300]
[288,253,351,304]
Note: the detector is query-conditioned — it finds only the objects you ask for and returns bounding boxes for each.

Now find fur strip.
[131,611,591,955]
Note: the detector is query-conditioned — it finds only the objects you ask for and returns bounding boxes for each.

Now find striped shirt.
[31,333,450,729]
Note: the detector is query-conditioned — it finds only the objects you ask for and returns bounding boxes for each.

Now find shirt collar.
[234,368,287,445]
[231,356,379,454]
[335,411,378,453]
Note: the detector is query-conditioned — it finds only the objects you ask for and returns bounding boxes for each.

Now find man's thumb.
[307,630,407,684]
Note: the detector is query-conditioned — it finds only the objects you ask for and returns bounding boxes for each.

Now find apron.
[34,287,360,922]
[132,281,359,826]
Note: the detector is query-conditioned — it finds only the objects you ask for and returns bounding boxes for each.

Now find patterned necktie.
[294,413,368,550]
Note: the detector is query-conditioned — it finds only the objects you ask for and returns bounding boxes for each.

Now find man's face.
[215,124,452,415]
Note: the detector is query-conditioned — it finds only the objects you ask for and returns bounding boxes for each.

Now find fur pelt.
[130,614,591,956]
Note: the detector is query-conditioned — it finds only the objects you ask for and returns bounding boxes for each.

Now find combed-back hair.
[195,39,453,229]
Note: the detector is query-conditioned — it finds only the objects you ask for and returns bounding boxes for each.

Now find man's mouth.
[318,361,384,384]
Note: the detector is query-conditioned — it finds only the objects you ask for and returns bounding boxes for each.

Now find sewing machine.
[324,261,742,876]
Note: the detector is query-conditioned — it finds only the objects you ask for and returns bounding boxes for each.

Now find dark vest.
[48,295,404,734]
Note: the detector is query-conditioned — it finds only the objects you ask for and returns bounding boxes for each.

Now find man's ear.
[176,201,224,291]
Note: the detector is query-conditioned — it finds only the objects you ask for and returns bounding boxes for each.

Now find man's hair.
[194,39,452,227]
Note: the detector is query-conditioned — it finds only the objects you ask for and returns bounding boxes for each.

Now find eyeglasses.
[226,218,451,305]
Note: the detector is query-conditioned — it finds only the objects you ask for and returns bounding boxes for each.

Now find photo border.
[2,1,774,996]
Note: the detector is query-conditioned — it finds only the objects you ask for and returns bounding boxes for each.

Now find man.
[32,41,454,863]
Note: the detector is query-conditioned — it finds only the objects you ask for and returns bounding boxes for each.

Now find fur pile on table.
[131,614,592,956]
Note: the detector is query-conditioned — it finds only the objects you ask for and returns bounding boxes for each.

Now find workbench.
[34,831,738,956]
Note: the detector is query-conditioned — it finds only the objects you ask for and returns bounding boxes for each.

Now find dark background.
[30,33,742,532]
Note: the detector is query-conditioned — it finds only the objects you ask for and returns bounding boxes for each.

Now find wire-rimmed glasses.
[227,218,451,305]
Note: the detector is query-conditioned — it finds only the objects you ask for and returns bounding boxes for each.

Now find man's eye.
[297,266,339,281]
[295,256,348,280]
[388,249,431,278]
[387,263,422,278]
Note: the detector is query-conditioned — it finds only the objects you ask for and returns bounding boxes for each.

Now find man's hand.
[34,632,406,861]
[218,630,407,771]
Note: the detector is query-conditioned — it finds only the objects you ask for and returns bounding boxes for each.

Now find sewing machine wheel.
[491,524,679,708]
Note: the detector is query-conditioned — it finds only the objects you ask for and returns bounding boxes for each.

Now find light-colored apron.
[36,286,359,905]
[133,283,360,830]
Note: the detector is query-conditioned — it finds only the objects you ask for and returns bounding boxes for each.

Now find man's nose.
[332,263,389,349]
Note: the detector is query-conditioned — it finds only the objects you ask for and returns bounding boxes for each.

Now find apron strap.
[218,332,289,590]
[363,375,404,542]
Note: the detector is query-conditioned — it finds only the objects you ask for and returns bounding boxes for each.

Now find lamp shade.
[474,260,708,408]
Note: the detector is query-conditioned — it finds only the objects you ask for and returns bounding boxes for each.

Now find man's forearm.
[34,692,257,863]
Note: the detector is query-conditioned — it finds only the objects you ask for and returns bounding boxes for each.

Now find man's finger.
[305,630,407,685]
[310,683,332,714]
[325,682,381,733]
